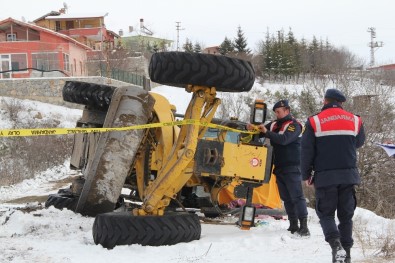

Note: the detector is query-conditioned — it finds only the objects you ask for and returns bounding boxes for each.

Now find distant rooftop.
[45,13,108,20]
[33,11,61,22]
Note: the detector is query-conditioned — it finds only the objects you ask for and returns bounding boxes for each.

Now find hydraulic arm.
[135,85,220,216]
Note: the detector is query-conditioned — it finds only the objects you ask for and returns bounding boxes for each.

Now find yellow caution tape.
[240,127,261,143]
[0,119,259,137]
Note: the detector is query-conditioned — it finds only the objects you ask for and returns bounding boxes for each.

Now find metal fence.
[99,65,149,90]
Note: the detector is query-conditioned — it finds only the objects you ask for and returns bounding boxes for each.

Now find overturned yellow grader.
[46,51,281,249]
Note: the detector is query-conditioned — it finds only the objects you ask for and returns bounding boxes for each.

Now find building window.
[80,61,83,75]
[0,54,10,79]
[63,53,70,71]
[0,54,27,71]
[55,21,61,31]
[32,52,60,70]
[0,53,27,78]
[10,54,27,71]
[7,33,17,41]
[66,21,74,30]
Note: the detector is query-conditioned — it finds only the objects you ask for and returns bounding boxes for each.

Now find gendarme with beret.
[272,99,289,111]
[325,89,346,102]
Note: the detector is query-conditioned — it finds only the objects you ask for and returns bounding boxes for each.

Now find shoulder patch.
[287,124,296,132]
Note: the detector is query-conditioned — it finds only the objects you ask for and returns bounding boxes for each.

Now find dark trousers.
[275,171,308,220]
[315,184,356,248]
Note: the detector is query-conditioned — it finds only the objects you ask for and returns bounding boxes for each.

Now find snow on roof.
[45,13,108,20]
[33,11,61,22]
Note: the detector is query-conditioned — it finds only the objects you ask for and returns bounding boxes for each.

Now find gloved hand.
[305,172,315,187]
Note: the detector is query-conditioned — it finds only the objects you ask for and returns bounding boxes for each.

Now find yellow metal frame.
[134,86,282,215]
[134,86,220,215]
[134,93,178,200]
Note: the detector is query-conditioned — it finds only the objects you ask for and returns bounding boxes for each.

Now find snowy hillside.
[0,84,394,263]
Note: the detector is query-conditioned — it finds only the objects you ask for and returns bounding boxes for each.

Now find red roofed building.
[203,46,220,55]
[367,64,395,71]
[34,12,119,52]
[0,17,92,79]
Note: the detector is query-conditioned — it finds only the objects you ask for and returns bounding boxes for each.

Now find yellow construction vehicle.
[46,52,281,248]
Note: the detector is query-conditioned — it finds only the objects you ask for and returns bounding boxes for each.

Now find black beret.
[325,89,346,102]
[272,99,289,111]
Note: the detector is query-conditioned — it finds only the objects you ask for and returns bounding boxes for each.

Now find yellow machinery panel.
[221,142,270,181]
[194,140,273,183]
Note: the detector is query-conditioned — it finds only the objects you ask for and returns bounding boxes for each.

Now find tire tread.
[62,81,116,111]
[92,212,201,248]
[149,52,255,92]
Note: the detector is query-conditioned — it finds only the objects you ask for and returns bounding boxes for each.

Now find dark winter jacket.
[262,114,303,173]
[301,102,365,188]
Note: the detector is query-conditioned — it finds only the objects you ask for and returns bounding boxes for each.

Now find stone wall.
[0,77,135,108]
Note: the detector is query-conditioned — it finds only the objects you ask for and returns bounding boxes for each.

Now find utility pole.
[367,27,383,67]
[175,22,185,51]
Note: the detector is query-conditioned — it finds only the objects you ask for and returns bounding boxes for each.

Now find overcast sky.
[3,0,395,66]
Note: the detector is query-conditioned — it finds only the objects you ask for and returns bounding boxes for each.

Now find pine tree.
[183,38,194,53]
[262,30,272,76]
[299,38,309,74]
[219,37,234,55]
[193,42,202,53]
[258,28,353,78]
[275,30,286,75]
[308,36,319,73]
[233,26,251,55]
[286,28,296,45]
[285,28,300,76]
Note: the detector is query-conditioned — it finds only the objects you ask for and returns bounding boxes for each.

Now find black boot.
[287,218,299,234]
[329,238,347,263]
[296,217,311,237]
[344,247,351,263]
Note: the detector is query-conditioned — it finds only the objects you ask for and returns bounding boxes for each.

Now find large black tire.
[93,212,201,248]
[149,52,255,92]
[62,81,116,111]
[45,193,78,211]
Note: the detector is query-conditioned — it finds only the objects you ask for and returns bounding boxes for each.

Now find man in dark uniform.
[301,89,365,263]
[247,99,310,237]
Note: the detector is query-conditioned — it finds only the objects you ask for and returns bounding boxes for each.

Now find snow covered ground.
[1,84,394,263]
[1,166,393,263]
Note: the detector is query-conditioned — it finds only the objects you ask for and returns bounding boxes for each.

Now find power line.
[175,22,185,51]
